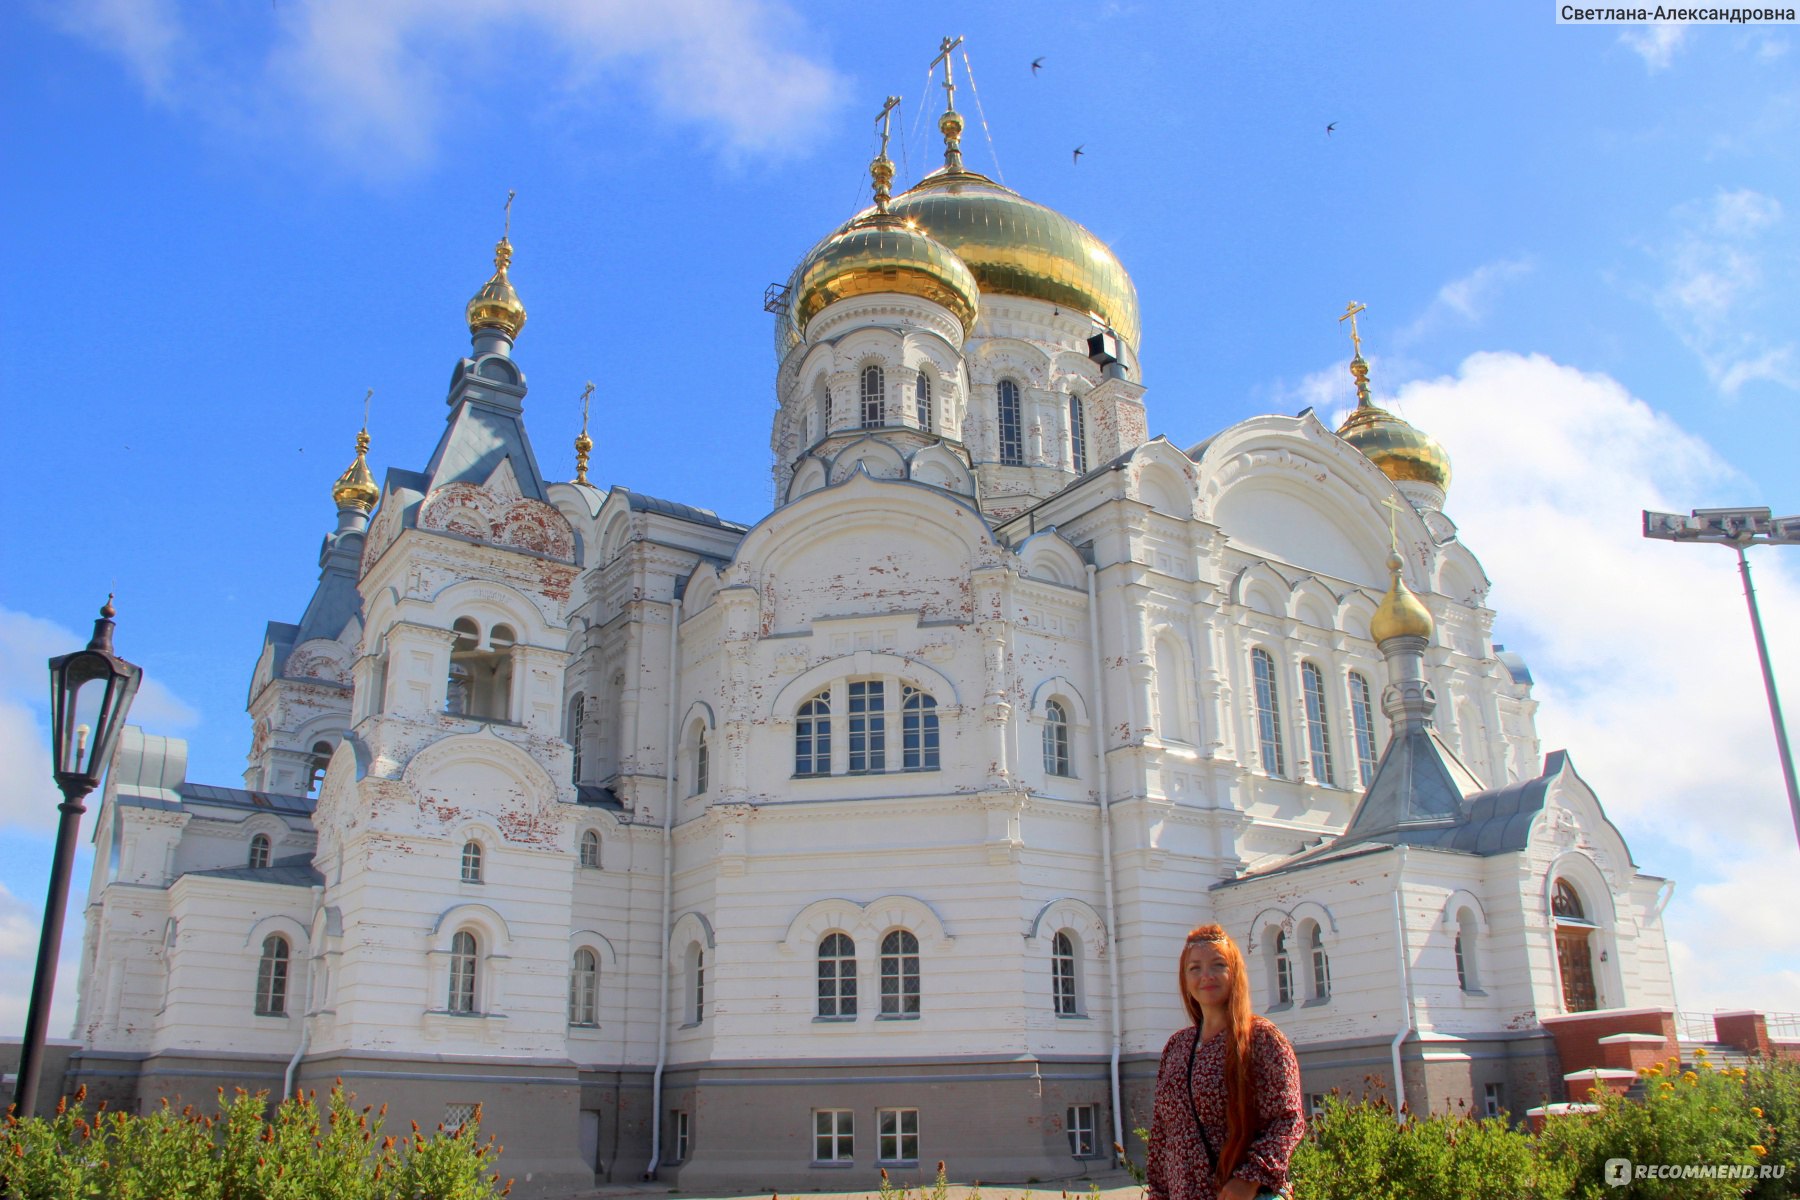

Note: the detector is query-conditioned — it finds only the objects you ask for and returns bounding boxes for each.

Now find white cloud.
[1620,23,1688,71]
[0,879,85,1039]
[41,0,844,174]
[1388,351,1800,1015]
[0,606,199,832]
[1397,258,1535,345]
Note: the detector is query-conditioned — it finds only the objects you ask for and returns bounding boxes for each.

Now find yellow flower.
[1682,1071,1699,1085]
[1752,1107,1764,1118]
[1694,1046,1709,1057]
[1660,1081,1675,1091]
[1753,1145,1768,1157]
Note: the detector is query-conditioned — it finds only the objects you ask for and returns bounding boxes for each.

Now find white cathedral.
[70,95,1675,1194]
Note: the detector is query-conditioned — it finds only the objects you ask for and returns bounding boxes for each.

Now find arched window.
[568,694,585,782]
[1068,393,1088,474]
[795,689,831,776]
[1301,662,1336,786]
[1051,930,1079,1017]
[687,944,706,1024]
[817,932,857,1018]
[1309,925,1331,1000]
[1455,908,1480,992]
[880,929,920,1017]
[255,934,289,1016]
[1043,700,1071,777]
[1552,879,1585,920]
[1154,637,1187,742]
[695,727,709,795]
[915,372,932,430]
[1552,879,1598,1013]
[447,618,513,721]
[248,833,272,871]
[307,741,332,797]
[1273,930,1293,1005]
[579,829,602,869]
[1251,649,1286,778]
[901,686,938,771]
[569,948,599,1026]
[997,379,1023,466]
[861,364,885,428]
[460,840,484,884]
[1348,671,1378,787]
[448,931,478,1013]
[848,680,886,774]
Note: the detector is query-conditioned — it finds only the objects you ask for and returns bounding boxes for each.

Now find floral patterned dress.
[1145,1017,1305,1200]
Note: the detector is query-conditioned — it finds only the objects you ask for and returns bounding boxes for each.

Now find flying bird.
[1072,144,1085,164]
[1031,57,1045,75]
[1326,122,1338,135]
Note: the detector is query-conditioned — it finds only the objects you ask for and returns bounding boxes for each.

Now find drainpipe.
[1389,847,1413,1122]
[1086,563,1126,1162]
[646,593,681,1179]
[283,883,325,1099]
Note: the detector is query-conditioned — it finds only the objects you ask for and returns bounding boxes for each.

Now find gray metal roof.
[1494,645,1534,686]
[618,488,748,531]
[177,783,317,817]
[187,853,323,888]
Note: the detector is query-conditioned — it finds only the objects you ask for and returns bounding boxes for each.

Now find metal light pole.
[1643,507,1800,851]
[11,599,141,1120]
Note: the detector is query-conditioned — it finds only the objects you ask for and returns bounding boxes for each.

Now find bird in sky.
[1031,57,1045,75]
[1326,122,1338,135]
[1072,144,1085,164]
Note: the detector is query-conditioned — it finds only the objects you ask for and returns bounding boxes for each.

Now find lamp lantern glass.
[48,601,143,800]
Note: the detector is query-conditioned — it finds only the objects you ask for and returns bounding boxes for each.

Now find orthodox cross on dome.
[1339,300,1373,406]
[872,95,901,212]
[1382,493,1404,553]
[503,189,515,240]
[1338,300,1367,359]
[931,35,966,171]
[361,387,372,432]
[932,36,963,112]
[574,380,595,485]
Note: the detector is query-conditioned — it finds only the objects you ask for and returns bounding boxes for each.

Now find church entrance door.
[1557,927,1597,1012]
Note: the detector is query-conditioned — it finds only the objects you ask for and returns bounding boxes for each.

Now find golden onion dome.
[790,211,980,338]
[466,238,527,338]
[332,429,379,512]
[1371,552,1434,643]
[1335,358,1451,491]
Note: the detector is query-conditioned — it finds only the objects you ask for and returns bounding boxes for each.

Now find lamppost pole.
[1643,507,1800,852]
[10,599,141,1122]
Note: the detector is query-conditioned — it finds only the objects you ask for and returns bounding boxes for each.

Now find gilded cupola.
[332,427,379,513]
[466,237,527,339]
[1370,552,1434,643]
[1335,357,1451,493]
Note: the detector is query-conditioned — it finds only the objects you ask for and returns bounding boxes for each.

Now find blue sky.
[3,1,1797,1035]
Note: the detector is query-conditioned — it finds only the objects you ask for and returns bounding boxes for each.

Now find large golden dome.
[1335,358,1452,491]
[791,212,980,338]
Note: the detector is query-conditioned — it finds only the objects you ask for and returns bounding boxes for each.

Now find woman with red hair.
[1145,925,1304,1200]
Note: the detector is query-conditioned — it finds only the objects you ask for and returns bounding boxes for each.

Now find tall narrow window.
[1051,931,1079,1016]
[915,372,932,430]
[579,829,602,869]
[307,741,332,797]
[1348,671,1377,787]
[997,380,1023,465]
[848,680,886,773]
[1455,931,1468,992]
[1251,649,1286,777]
[1067,1105,1098,1158]
[1274,930,1292,1005]
[568,694,585,782]
[1310,926,1331,1000]
[570,948,599,1025]
[861,365,885,428]
[1068,393,1088,473]
[1457,909,1480,992]
[901,686,939,771]
[460,840,483,884]
[255,935,289,1016]
[448,931,478,1013]
[817,932,857,1018]
[695,727,709,795]
[795,690,831,776]
[880,929,920,1017]
[248,833,272,870]
[693,948,705,1022]
[1301,663,1336,786]
[668,1111,690,1163]
[1043,700,1071,777]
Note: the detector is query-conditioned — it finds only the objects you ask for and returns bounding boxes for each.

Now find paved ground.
[537,1170,1145,1200]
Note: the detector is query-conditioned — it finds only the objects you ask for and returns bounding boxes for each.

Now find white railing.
[1765,1012,1800,1041]
[1674,1011,1716,1042]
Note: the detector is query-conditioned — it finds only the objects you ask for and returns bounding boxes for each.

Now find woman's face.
[1183,941,1232,1008]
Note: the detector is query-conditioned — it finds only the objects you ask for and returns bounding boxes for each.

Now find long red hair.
[1179,924,1257,1181]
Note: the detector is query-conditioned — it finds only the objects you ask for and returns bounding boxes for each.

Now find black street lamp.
[10,599,141,1120]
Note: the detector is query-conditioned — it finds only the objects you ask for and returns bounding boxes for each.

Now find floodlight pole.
[1733,542,1800,850]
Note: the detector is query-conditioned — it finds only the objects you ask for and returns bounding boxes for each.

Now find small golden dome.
[1336,358,1451,491]
[466,238,527,338]
[332,429,379,512]
[790,212,981,338]
[1371,552,1434,643]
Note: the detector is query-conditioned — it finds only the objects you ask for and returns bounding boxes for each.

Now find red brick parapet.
[1539,1007,1678,1077]
[1714,1011,1771,1057]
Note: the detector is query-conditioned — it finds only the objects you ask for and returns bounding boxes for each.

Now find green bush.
[0,1083,510,1200]
[1289,1092,1565,1200]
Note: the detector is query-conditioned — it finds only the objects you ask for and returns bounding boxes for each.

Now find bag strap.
[1183,1026,1221,1173]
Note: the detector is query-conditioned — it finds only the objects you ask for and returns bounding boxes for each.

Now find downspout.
[1388,846,1413,1122]
[283,883,325,1099]
[646,592,681,1178]
[1086,563,1126,1162]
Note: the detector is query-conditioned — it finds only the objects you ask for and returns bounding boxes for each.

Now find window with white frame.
[877,1107,919,1163]
[1307,1093,1329,1118]
[568,694,585,782]
[460,840,484,884]
[1301,662,1336,786]
[901,686,938,771]
[879,929,920,1017]
[1348,671,1378,787]
[1043,700,1072,777]
[861,365,885,428]
[848,680,886,773]
[814,1109,854,1163]
[997,379,1023,466]
[915,372,931,430]
[1052,930,1080,1017]
[1272,930,1292,1006]
[448,931,478,1014]
[667,1110,690,1163]
[817,932,857,1018]
[1066,1104,1098,1158]
[1251,649,1286,777]
[795,689,831,776]
[1310,925,1331,1000]
[1483,1082,1505,1118]
[248,833,272,871]
[255,934,289,1016]
[694,724,709,795]
[579,829,601,869]
[687,945,706,1024]
[443,1103,478,1133]
[1068,393,1088,474]
[570,947,599,1026]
